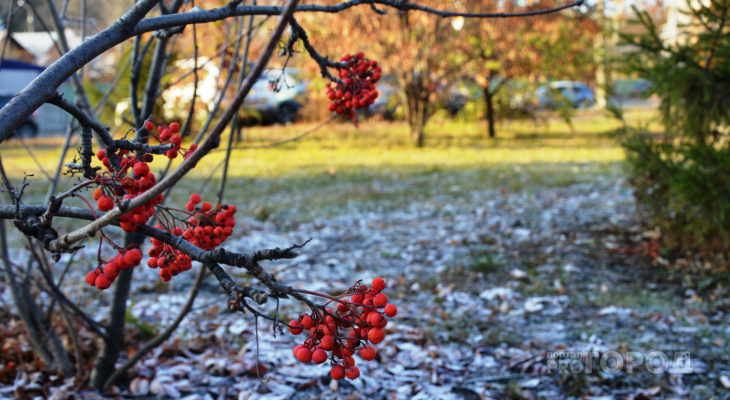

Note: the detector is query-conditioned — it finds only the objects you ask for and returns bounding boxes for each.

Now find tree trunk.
[484,87,496,138]
[407,93,428,148]
[410,118,425,148]
[401,72,430,148]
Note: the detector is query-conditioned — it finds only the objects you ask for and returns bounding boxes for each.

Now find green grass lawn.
[0,109,658,226]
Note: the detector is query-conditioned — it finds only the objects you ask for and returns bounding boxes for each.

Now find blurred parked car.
[442,83,472,116]
[242,69,307,124]
[0,96,39,138]
[368,76,401,120]
[630,79,652,97]
[536,81,595,109]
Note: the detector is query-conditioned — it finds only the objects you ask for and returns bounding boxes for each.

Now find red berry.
[120,221,137,232]
[330,365,346,380]
[293,344,305,358]
[133,213,146,225]
[373,293,388,307]
[145,121,154,131]
[133,162,150,177]
[371,277,386,292]
[362,297,375,312]
[301,315,313,330]
[190,193,202,204]
[201,201,212,212]
[124,249,143,266]
[186,202,195,212]
[360,345,376,361]
[85,270,98,286]
[384,304,397,317]
[289,320,304,335]
[194,226,204,237]
[168,263,181,276]
[215,213,226,224]
[103,262,120,279]
[312,349,327,364]
[368,328,385,344]
[295,347,312,363]
[95,274,111,290]
[345,366,360,380]
[169,122,180,133]
[159,268,172,282]
[93,188,104,200]
[320,335,334,350]
[147,257,158,268]
[171,134,182,146]
[97,196,114,211]
[367,312,384,327]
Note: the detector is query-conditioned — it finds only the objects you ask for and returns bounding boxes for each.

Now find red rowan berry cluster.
[147,231,194,282]
[144,121,198,160]
[81,121,216,289]
[288,277,397,381]
[182,193,237,250]
[93,150,163,233]
[84,247,143,290]
[145,193,237,282]
[92,120,199,233]
[326,52,381,119]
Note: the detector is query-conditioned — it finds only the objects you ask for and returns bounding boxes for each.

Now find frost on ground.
[4,167,730,400]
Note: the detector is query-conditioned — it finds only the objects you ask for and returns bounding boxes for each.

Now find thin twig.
[15,135,52,181]
[211,115,337,152]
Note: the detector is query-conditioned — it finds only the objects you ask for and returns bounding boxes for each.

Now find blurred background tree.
[458,0,600,138]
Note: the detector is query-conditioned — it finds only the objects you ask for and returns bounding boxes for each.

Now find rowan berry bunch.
[81,121,232,289]
[84,247,143,290]
[144,120,198,160]
[146,193,237,282]
[326,52,381,119]
[92,120,201,233]
[182,193,237,251]
[288,277,397,380]
[147,232,194,282]
[93,149,163,233]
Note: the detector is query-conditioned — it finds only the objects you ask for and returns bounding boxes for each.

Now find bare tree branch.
[0,0,161,143]
[40,0,300,255]
[133,0,585,35]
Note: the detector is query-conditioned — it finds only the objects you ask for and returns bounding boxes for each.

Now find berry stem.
[294,289,350,305]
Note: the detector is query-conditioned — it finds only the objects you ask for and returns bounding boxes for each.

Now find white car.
[243,70,306,124]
